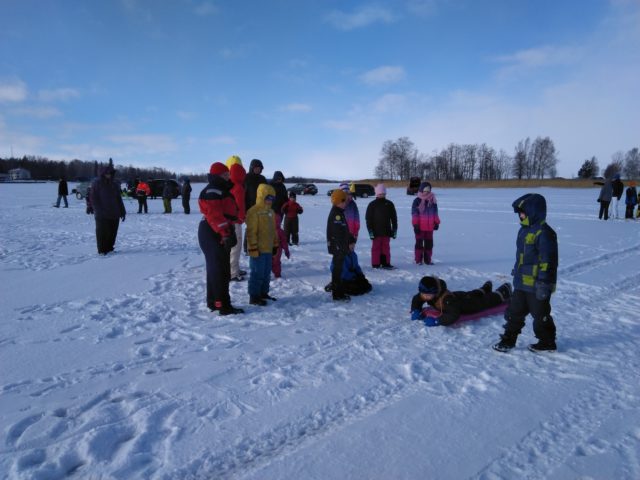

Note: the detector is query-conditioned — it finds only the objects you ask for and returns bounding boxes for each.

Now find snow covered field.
[1,182,639,479]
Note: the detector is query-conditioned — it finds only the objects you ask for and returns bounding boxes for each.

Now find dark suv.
[148,179,181,199]
[327,183,376,198]
[407,177,421,195]
[288,183,318,195]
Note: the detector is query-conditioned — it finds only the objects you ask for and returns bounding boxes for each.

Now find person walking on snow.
[365,184,397,269]
[411,182,440,265]
[54,176,69,208]
[90,165,126,255]
[493,193,558,353]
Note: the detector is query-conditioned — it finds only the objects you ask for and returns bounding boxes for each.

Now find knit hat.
[225,155,242,168]
[375,183,386,196]
[289,191,296,198]
[229,163,246,184]
[419,182,431,193]
[209,162,229,176]
[331,189,348,206]
[339,182,351,192]
[418,276,446,295]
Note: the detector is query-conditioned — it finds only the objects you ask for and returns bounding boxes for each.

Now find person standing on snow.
[90,164,126,255]
[54,176,69,208]
[228,159,247,282]
[181,178,192,214]
[365,183,397,269]
[611,173,624,219]
[326,189,355,302]
[493,193,558,353]
[135,179,151,214]
[411,181,440,265]
[198,162,244,315]
[596,177,613,220]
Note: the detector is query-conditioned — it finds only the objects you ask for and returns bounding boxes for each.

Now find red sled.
[422,302,508,326]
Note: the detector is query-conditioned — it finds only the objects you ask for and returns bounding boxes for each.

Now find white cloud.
[11,106,62,119]
[194,2,218,16]
[325,5,396,30]
[279,103,312,113]
[372,93,407,113]
[360,66,406,85]
[0,79,28,103]
[107,134,178,155]
[208,135,236,145]
[492,45,583,80]
[38,88,80,102]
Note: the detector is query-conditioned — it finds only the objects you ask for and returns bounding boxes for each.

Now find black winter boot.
[496,283,513,302]
[481,281,493,294]
[528,341,557,352]
[492,334,516,353]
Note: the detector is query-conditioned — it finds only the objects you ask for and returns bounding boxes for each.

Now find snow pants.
[625,204,636,219]
[502,289,556,344]
[55,195,68,208]
[331,252,346,299]
[284,216,299,245]
[163,197,172,213]
[95,218,120,254]
[371,236,391,267]
[137,194,148,213]
[249,253,272,299]
[414,230,434,264]
[230,223,243,279]
[198,220,231,309]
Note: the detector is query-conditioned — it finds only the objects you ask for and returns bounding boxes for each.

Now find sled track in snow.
[559,241,640,279]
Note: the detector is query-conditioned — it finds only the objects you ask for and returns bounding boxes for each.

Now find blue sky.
[1,0,638,179]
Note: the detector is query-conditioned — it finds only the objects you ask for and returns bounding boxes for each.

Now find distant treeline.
[0,156,334,183]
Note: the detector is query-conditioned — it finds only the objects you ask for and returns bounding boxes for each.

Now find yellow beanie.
[331,189,347,206]
[225,155,242,168]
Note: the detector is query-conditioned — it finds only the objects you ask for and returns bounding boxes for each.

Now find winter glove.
[434,223,439,230]
[120,215,126,222]
[535,282,552,301]
[221,235,236,251]
[424,316,440,327]
[410,309,422,321]
[413,224,420,234]
[368,230,374,240]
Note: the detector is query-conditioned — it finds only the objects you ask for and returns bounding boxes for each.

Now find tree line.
[375,137,639,181]
[0,155,208,182]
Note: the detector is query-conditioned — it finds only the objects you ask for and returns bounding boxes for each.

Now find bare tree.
[603,151,624,178]
[623,147,639,178]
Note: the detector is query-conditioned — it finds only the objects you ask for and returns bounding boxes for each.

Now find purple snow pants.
[414,231,434,264]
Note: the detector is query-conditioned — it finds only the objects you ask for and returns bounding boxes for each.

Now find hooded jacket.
[229,163,247,222]
[269,170,288,215]
[90,166,126,220]
[198,173,237,240]
[244,159,267,210]
[411,191,440,232]
[245,183,279,256]
[511,193,558,293]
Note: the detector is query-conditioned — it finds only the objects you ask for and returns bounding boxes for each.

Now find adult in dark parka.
[90,165,126,255]
[182,178,192,214]
[55,176,69,208]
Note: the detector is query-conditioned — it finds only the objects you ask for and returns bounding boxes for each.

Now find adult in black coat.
[90,165,126,255]
[611,173,624,219]
[55,176,69,208]
[182,178,192,214]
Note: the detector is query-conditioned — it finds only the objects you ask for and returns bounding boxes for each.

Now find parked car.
[72,180,93,199]
[326,183,376,198]
[148,179,181,199]
[407,176,421,195]
[288,183,318,195]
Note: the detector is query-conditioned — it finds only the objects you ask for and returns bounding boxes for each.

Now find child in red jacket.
[281,191,304,245]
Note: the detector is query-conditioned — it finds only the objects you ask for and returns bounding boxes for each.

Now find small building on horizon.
[8,168,31,181]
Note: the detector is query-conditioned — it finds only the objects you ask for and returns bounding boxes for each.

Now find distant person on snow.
[493,193,558,353]
[411,276,512,326]
[162,180,173,214]
[135,179,151,214]
[625,181,638,220]
[595,177,613,220]
[181,178,192,214]
[54,176,69,208]
[611,173,624,219]
[365,183,397,269]
[198,162,243,315]
[411,182,440,265]
[90,165,126,255]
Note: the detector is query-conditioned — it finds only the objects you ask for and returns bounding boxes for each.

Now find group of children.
[199,164,558,353]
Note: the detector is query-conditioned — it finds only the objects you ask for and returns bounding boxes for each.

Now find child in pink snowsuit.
[411,182,440,265]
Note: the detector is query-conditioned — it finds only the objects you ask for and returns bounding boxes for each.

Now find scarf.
[418,191,437,214]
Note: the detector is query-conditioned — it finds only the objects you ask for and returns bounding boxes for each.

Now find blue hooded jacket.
[511,193,558,293]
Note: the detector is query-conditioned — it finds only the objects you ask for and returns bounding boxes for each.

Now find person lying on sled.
[410,276,512,326]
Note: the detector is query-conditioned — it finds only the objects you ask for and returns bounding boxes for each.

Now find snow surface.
[1,183,639,480]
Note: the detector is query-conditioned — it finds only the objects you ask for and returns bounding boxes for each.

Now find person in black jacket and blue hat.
[493,193,558,352]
